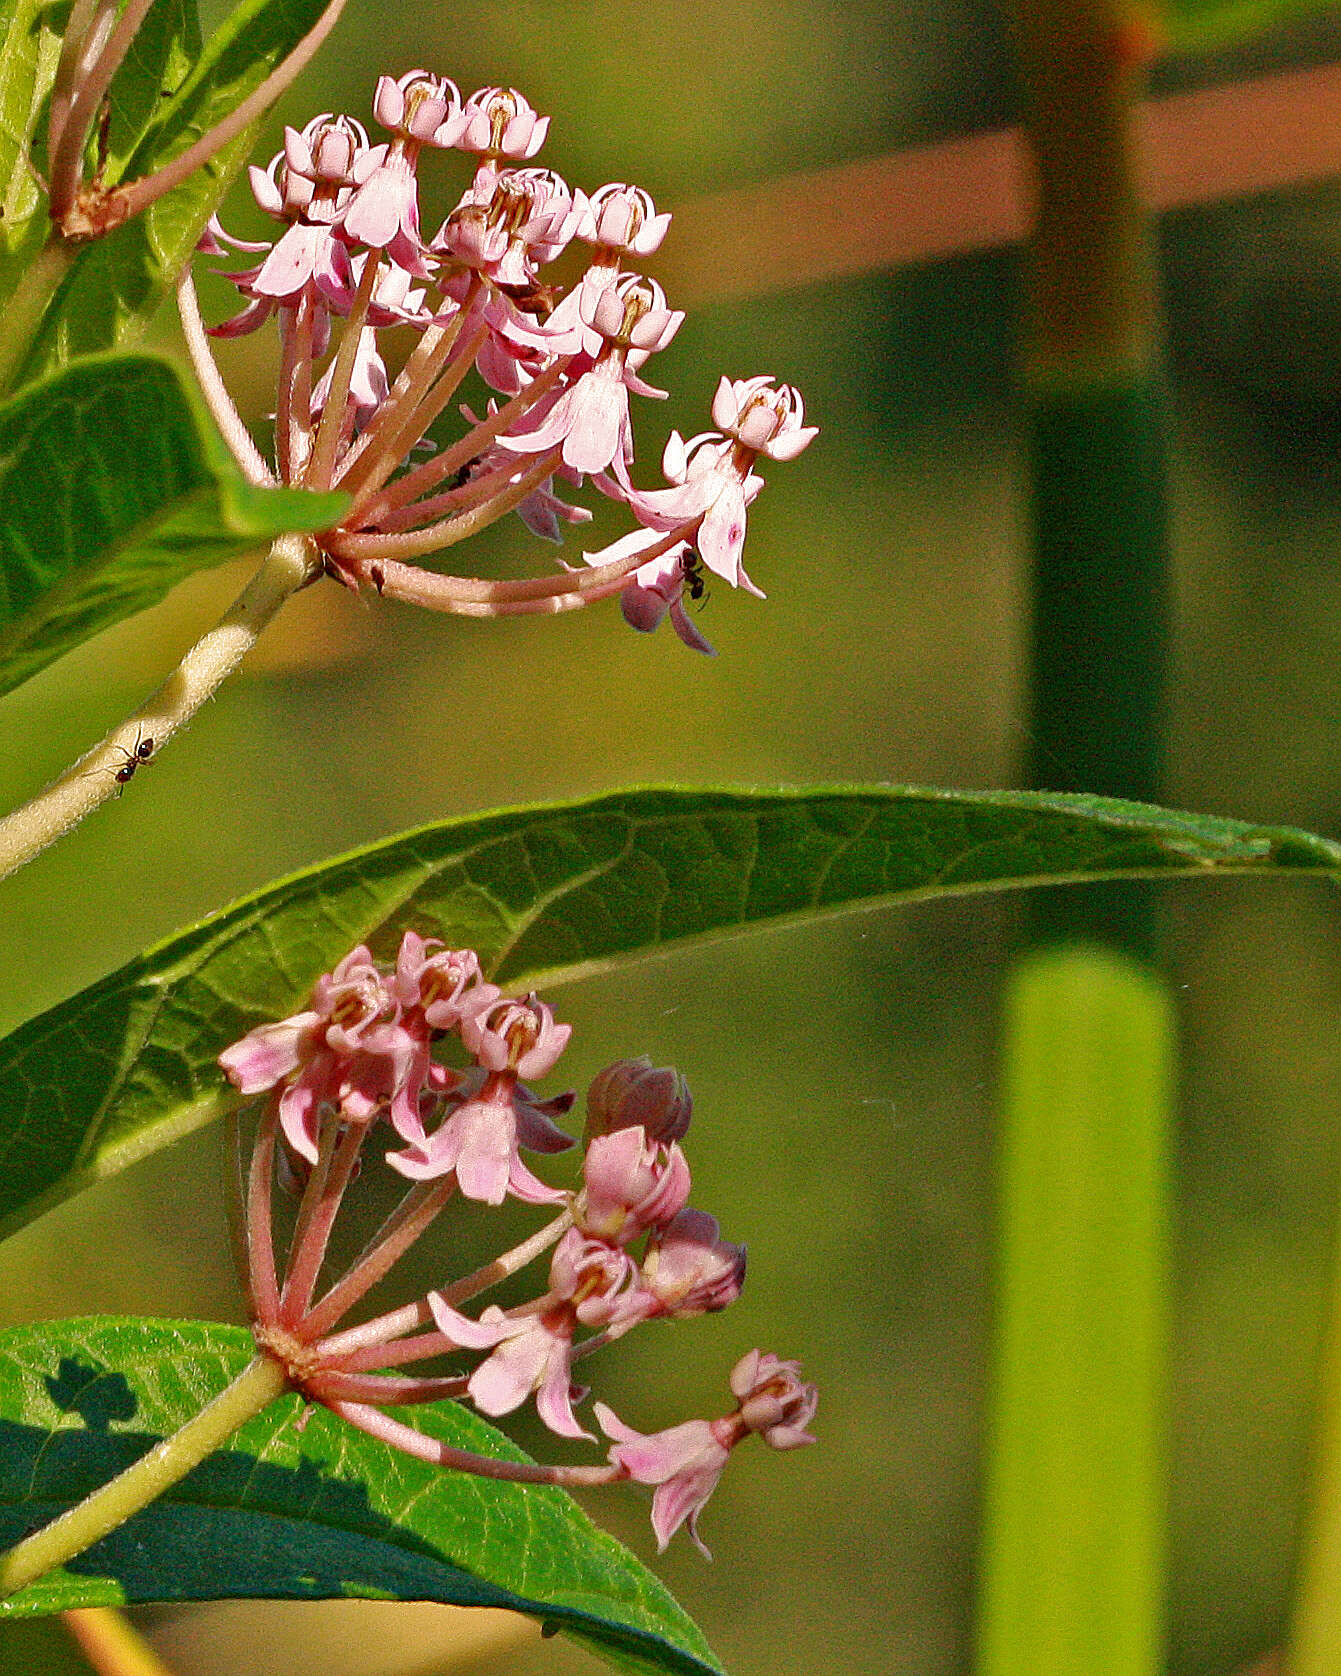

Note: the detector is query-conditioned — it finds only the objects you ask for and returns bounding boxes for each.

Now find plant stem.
[0,532,317,882]
[1284,1208,1341,1676]
[0,1355,287,1600]
[0,239,76,397]
[61,1609,178,1676]
[979,7,1173,1676]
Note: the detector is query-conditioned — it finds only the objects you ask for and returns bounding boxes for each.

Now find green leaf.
[1,784,1337,1238]
[0,353,344,698]
[0,0,338,384]
[0,1318,720,1676]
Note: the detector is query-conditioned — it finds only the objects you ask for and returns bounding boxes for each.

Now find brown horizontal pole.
[656,59,1341,304]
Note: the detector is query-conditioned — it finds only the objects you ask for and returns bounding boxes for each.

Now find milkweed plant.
[0,2,1338,1675]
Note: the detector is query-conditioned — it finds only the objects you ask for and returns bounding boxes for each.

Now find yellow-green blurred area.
[4,3,1341,1673]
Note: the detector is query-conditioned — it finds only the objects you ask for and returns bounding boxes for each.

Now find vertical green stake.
[980,947,1173,1676]
[980,5,1174,1674]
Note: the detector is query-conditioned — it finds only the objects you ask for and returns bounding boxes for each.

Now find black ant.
[681,551,709,608]
[87,726,155,795]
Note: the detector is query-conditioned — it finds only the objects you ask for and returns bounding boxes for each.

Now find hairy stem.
[0,1356,288,1599]
[177,270,273,485]
[0,533,317,883]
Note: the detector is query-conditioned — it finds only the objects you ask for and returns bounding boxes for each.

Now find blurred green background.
[4,3,1341,1673]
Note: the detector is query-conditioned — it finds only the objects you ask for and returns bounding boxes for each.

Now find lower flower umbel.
[219,930,816,1553]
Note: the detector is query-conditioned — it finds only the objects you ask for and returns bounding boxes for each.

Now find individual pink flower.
[638,1209,746,1316]
[595,1409,734,1556]
[460,991,571,1080]
[341,73,459,265]
[432,1231,637,1438]
[385,1067,575,1203]
[390,934,497,1028]
[499,275,682,476]
[710,375,819,461]
[449,87,550,174]
[596,1349,816,1555]
[577,1125,692,1243]
[730,1349,819,1449]
[219,945,414,1162]
[616,545,715,655]
[585,1056,693,1144]
[578,183,671,261]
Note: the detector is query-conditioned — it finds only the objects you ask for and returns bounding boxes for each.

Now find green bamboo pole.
[977,7,1175,1674]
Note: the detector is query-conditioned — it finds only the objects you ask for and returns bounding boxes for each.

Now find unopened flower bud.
[585,1056,692,1143]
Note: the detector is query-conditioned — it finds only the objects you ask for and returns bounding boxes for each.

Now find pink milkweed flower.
[372,70,462,144]
[585,1057,693,1144]
[449,87,550,172]
[616,546,715,655]
[385,1067,575,1203]
[341,74,459,268]
[219,945,416,1162]
[390,935,497,1028]
[595,1348,816,1555]
[578,183,671,261]
[710,375,818,462]
[608,429,765,593]
[460,992,571,1080]
[435,1230,639,1439]
[729,1349,818,1450]
[595,1409,734,1556]
[499,275,682,476]
[577,1126,692,1243]
[638,1209,746,1317]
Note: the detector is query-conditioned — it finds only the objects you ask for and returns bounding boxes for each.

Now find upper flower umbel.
[183,68,815,653]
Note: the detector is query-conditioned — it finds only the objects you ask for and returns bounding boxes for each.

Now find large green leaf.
[0,1317,720,1676]
[0,354,344,698]
[1,784,1339,1239]
[0,0,338,384]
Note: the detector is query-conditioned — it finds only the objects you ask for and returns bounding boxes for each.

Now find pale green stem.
[0,1355,288,1600]
[0,239,75,396]
[1284,1209,1341,1676]
[0,533,317,882]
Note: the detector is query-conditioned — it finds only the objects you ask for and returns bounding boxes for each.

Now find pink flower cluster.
[188,75,816,651]
[219,934,815,1556]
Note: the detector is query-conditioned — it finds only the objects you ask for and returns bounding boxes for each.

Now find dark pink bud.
[585,1056,692,1143]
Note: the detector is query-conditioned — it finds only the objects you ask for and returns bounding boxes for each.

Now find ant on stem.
[86,726,155,795]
